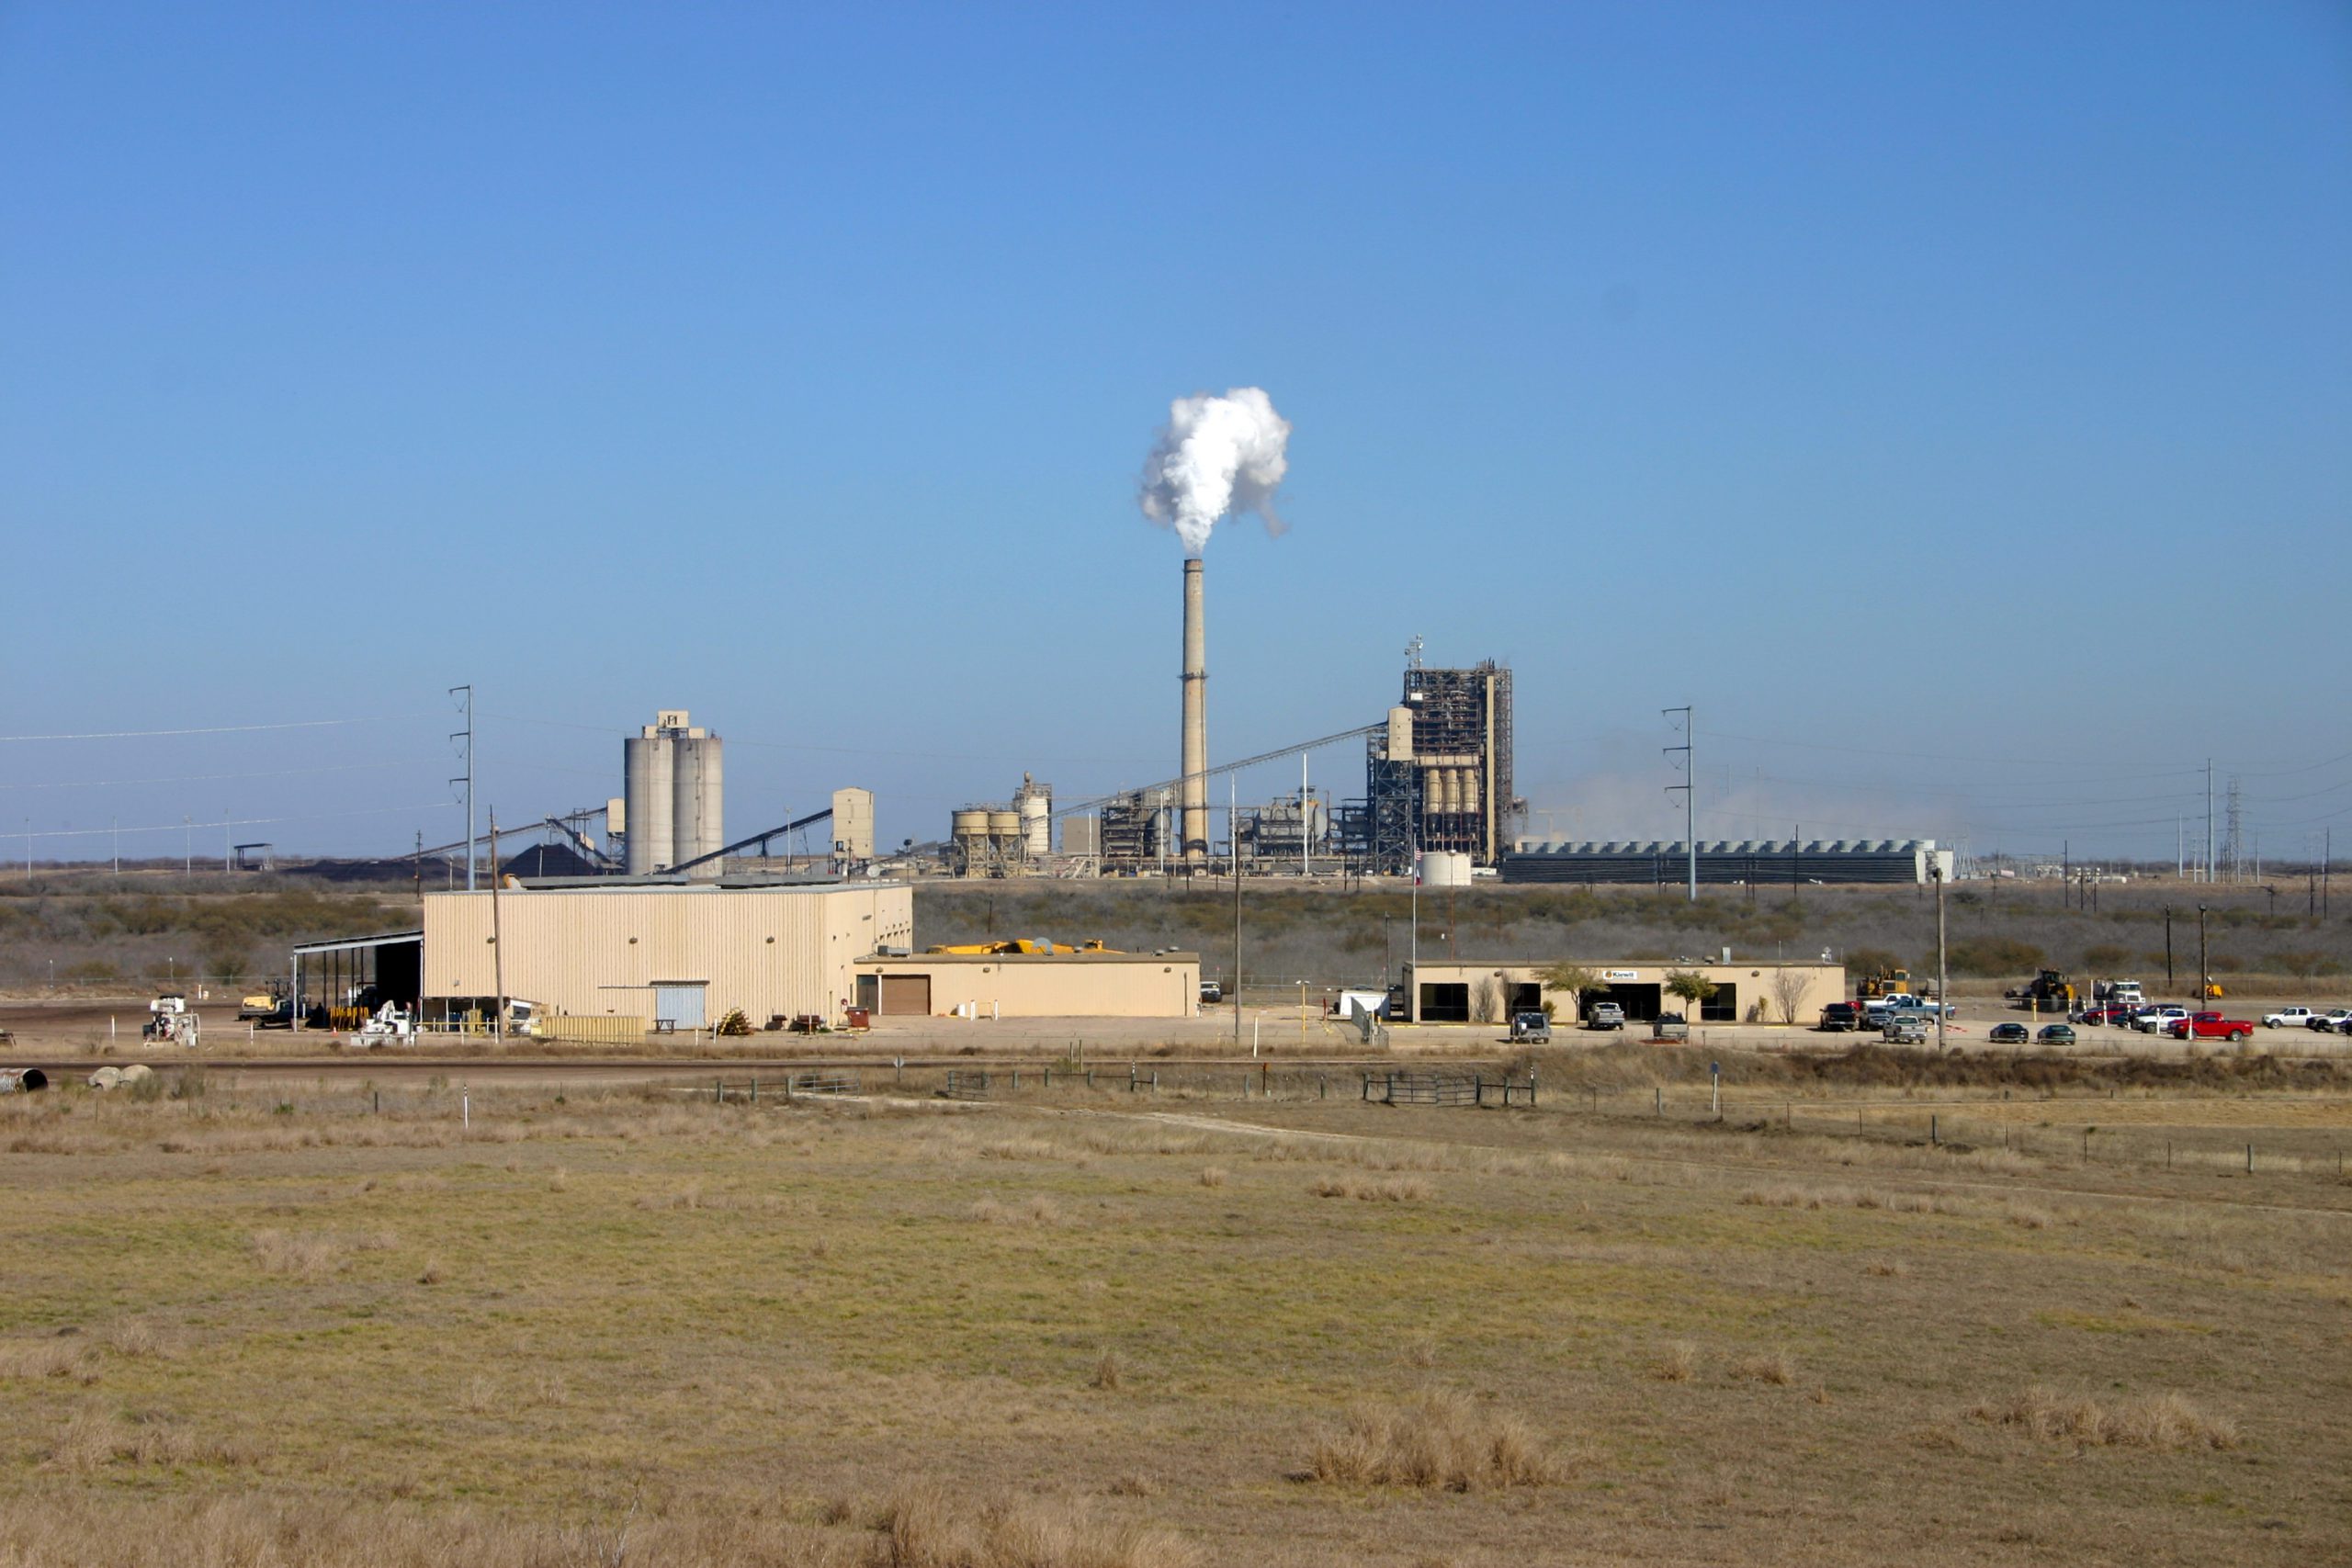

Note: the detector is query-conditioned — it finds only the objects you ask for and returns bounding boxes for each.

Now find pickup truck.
[2163,1011,2255,1042]
[2263,1007,2318,1030]
[1818,1002,1866,1032]
[2308,1008,2352,1032]
[2130,1005,2190,1033]
[1866,995,1949,1018]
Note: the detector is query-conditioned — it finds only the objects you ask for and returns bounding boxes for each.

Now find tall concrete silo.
[624,710,724,877]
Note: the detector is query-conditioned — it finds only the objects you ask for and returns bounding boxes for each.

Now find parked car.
[2038,1024,2076,1046]
[1198,980,1224,1004]
[1988,1022,2030,1044]
[2163,1011,2256,1042]
[2308,1009,2352,1032]
[2131,1005,2190,1033]
[1882,1015,1929,1044]
[1818,1001,1866,1032]
[1509,1010,1552,1043]
[1584,1001,1625,1031]
[2263,1006,2318,1030]
[2076,1005,2133,1027]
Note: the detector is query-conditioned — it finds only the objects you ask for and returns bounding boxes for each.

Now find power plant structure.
[1336,651,1519,874]
[947,775,1052,877]
[1179,558,1209,867]
[621,710,724,878]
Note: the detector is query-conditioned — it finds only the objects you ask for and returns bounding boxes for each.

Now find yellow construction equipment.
[922,938,1119,956]
[1856,967,1912,1000]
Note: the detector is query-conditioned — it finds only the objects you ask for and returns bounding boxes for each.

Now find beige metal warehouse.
[853,951,1201,1019]
[423,882,913,1032]
[1400,959,1844,1026]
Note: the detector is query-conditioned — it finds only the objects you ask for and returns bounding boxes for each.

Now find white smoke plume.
[1137,387,1292,555]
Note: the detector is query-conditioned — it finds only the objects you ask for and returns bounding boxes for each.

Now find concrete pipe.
[0,1068,47,1093]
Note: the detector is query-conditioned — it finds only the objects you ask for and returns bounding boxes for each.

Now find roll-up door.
[876,975,932,1016]
[653,982,707,1030]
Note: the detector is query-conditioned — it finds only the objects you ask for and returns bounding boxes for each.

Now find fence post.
[1656,1087,1662,1117]
[786,1073,794,1104]
[1043,1067,1051,1090]
[2245,1143,2253,1175]
[373,1090,379,1115]
[751,1076,758,1105]
[1012,1069,1020,1092]
[1151,1071,1158,1091]
[1318,1074,1326,1100]
[1930,1113,1938,1146]
[715,1077,723,1104]
[1528,1067,1536,1108]
[1475,1073,1484,1106]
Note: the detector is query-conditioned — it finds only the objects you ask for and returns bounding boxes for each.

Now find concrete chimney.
[1181,557,1208,866]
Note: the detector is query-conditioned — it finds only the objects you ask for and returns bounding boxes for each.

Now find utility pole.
[1408,830,1420,1022]
[2197,903,2209,1003]
[1934,857,1948,1054]
[1231,814,1243,1047]
[450,684,476,892]
[1664,705,1695,903]
[2163,907,2174,990]
[183,815,191,877]
[2325,829,2333,920]
[2063,840,2070,909]
[488,813,506,1034]
[2204,759,2213,885]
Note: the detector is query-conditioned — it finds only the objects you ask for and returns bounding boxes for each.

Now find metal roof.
[289,929,423,956]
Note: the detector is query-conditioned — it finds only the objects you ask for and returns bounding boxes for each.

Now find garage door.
[876,974,932,1016]
[652,982,707,1030]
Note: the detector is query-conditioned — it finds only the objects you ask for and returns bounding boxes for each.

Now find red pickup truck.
[2163,1011,2255,1042]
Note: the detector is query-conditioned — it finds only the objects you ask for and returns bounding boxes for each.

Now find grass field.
[4,1067,2348,1565]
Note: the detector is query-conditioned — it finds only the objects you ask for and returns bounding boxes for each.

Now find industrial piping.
[1181,558,1208,866]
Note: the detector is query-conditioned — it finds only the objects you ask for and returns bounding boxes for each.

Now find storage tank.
[950,808,991,877]
[623,734,674,874]
[1460,768,1480,816]
[988,809,1023,852]
[672,730,723,879]
[1013,773,1052,857]
[1422,850,1474,887]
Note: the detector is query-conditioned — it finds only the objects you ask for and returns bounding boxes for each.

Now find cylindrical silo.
[1461,768,1480,817]
[988,809,1023,859]
[1014,773,1052,857]
[624,734,674,874]
[672,732,723,879]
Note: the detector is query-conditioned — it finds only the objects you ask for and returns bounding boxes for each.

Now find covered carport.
[290,931,422,1031]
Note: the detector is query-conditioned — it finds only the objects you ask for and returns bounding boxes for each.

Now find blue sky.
[4,2,2347,866]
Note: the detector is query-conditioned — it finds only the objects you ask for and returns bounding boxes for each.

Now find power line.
[0,761,419,793]
[0,716,430,743]
[17,802,458,842]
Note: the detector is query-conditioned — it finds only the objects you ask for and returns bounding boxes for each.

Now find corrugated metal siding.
[424,885,913,1026]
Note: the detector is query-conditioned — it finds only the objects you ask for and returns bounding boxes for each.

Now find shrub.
[1966,1387,2236,1450]
[1306,1390,1556,1491]
[1947,938,2042,977]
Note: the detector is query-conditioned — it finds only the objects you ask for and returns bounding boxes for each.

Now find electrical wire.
[0,716,431,743]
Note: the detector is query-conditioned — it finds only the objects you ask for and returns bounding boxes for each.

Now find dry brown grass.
[1966,1386,2240,1450]
[969,1195,1065,1225]
[878,1483,1195,1568]
[1306,1389,1557,1492]
[249,1227,346,1277]
[1647,1342,1698,1382]
[1090,1349,1122,1392]
[1730,1351,1796,1386]
[1306,1175,1431,1202]
[1195,1166,1226,1188]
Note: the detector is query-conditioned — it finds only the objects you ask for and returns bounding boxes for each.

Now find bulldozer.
[2015,968,2075,1012]
[1855,967,1912,1001]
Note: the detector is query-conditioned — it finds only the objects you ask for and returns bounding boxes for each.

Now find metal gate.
[652,982,707,1031]
[876,975,931,1016]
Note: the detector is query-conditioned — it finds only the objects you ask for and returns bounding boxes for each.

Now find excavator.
[922,938,1121,956]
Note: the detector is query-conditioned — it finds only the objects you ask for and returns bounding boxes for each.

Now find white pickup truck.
[1866,994,1950,1019]
[2131,1005,2190,1033]
[2263,1006,2319,1030]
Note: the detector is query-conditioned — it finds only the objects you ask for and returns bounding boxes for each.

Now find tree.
[1664,969,1718,1018]
[1542,962,1604,1022]
[1769,968,1812,1027]
[1471,976,1503,1025]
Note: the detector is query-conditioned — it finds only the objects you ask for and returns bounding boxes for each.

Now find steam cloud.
[1138,387,1292,555]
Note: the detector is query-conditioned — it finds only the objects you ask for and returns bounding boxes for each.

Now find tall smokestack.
[1181,558,1207,866]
